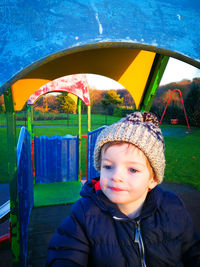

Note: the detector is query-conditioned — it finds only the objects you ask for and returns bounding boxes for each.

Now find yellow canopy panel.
[118,50,155,108]
[11,47,155,110]
[12,78,50,110]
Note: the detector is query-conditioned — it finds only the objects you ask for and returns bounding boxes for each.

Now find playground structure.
[26,74,92,182]
[0,0,199,266]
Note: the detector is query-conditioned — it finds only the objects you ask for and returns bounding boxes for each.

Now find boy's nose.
[111,168,123,182]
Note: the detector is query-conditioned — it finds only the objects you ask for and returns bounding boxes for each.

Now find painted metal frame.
[3,88,20,265]
[140,55,169,111]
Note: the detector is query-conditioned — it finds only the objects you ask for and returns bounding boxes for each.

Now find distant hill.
[0,78,199,113]
[154,78,200,108]
[156,79,192,99]
[89,78,200,109]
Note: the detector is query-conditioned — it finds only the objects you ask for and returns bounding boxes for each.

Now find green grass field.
[0,116,200,191]
[0,113,120,127]
[164,128,200,190]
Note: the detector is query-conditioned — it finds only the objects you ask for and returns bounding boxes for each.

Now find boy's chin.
[104,192,127,204]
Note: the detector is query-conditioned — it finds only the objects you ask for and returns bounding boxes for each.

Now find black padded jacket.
[47,178,200,267]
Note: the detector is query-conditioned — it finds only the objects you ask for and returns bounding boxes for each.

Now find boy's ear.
[148,177,158,190]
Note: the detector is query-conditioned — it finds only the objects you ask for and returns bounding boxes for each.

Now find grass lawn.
[0,119,200,191]
[164,128,200,190]
[0,113,121,127]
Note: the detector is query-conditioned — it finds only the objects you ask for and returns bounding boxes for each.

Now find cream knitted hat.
[93,112,165,184]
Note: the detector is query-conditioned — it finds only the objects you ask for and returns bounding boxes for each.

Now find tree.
[101,90,123,123]
[101,90,123,114]
[0,95,5,113]
[89,88,103,107]
[185,81,200,126]
[0,104,5,113]
[46,94,58,112]
[162,90,181,107]
[56,93,77,121]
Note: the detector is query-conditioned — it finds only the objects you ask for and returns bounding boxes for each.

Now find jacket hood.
[81,178,120,216]
[80,177,164,220]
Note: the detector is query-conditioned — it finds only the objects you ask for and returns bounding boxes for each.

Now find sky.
[160,58,200,85]
[87,58,200,90]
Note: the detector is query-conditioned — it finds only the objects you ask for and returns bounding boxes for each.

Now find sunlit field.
[0,114,199,191]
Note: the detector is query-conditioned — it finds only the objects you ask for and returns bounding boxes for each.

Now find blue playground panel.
[17,127,34,267]
[34,135,79,183]
[34,126,105,183]
[87,126,107,180]
[0,0,199,94]
[16,129,80,266]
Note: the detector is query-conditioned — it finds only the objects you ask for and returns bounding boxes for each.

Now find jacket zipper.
[113,216,147,267]
[134,220,147,267]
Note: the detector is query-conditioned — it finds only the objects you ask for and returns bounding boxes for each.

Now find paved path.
[0,181,200,266]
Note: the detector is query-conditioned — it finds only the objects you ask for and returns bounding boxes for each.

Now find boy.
[47,112,200,267]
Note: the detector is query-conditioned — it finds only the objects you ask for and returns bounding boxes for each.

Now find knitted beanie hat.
[93,112,165,184]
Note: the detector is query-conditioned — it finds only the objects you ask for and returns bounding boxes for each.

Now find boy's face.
[100,143,158,216]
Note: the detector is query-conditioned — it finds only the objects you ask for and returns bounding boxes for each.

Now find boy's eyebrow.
[126,161,145,167]
[102,158,145,167]
[101,157,112,162]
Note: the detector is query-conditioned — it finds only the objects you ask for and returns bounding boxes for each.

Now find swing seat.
[171,119,178,125]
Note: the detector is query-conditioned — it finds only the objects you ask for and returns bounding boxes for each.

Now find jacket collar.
[80,177,164,220]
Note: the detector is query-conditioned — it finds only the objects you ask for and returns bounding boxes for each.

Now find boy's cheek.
[100,168,106,178]
[100,179,104,191]
[100,177,107,189]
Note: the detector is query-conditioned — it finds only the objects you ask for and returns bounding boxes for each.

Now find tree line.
[0,78,199,126]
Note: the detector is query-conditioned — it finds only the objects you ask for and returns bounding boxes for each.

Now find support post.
[3,88,21,266]
[78,98,82,181]
[27,104,35,180]
[87,105,91,132]
[27,104,34,141]
[140,55,169,112]
[85,105,91,180]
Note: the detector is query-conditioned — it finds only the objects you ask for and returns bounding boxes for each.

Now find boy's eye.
[129,168,137,173]
[103,165,113,170]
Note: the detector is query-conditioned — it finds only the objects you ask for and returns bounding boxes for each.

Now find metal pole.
[3,88,21,266]
[87,105,91,132]
[27,104,34,141]
[140,55,169,112]
[27,104,35,179]
[78,98,82,181]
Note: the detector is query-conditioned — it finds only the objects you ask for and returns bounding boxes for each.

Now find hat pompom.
[121,112,159,127]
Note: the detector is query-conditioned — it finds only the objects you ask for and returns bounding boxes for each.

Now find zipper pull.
[134,220,140,243]
[134,220,147,267]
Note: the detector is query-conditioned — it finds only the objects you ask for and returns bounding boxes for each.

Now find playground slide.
[0,200,10,244]
[0,200,10,223]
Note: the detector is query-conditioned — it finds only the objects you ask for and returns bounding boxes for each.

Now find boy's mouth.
[108,186,126,192]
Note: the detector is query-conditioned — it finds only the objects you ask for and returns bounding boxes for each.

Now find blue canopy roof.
[0,0,199,94]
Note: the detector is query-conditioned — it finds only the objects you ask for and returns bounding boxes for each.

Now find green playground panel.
[33,181,82,207]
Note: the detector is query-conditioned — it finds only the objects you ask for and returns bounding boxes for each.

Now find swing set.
[159,89,191,132]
